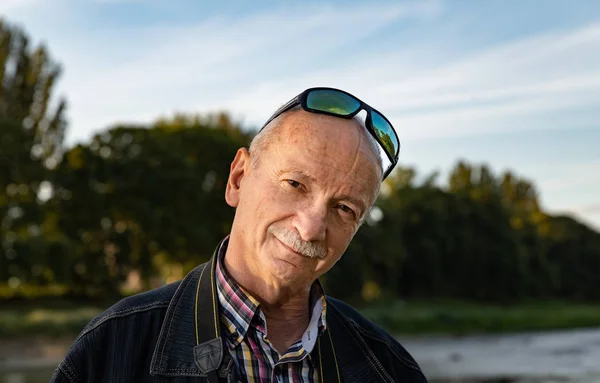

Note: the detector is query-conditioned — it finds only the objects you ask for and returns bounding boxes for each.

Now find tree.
[51,114,254,297]
[0,19,66,166]
[0,19,67,289]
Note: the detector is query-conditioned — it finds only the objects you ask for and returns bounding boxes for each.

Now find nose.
[292,203,327,243]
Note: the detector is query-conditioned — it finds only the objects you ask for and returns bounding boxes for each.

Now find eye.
[286,179,302,189]
[337,204,356,217]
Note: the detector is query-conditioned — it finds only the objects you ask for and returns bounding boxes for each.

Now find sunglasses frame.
[260,87,399,180]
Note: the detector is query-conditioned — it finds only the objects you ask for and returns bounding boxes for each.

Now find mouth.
[274,236,305,258]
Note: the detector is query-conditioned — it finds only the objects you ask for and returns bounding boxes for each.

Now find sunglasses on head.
[260,87,400,180]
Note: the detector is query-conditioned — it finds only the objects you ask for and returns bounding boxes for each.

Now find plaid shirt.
[215,243,327,382]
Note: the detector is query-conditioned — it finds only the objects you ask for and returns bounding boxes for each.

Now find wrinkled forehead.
[273,110,382,197]
[278,110,382,172]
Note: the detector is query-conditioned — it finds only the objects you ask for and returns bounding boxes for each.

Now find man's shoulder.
[52,281,186,383]
[326,296,427,381]
[78,280,181,339]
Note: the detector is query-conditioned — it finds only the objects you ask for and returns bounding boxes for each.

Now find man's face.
[225,110,381,289]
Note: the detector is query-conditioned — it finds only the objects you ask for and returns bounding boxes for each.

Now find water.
[399,327,600,382]
[2,328,600,382]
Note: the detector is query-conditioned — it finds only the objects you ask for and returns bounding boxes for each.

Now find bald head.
[250,108,383,179]
[248,108,383,209]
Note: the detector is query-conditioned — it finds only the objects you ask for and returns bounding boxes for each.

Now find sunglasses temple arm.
[259,96,301,131]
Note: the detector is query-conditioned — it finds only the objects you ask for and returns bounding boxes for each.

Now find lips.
[274,235,304,257]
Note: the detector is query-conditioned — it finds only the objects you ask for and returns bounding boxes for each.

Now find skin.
[223,109,381,354]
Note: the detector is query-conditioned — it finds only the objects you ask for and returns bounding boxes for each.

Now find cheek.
[250,183,298,228]
[326,224,357,258]
[267,184,309,216]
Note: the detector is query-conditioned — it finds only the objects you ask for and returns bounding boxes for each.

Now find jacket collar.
[149,236,340,381]
[150,238,229,378]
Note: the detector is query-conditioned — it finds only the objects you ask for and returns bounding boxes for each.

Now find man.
[51,87,427,382]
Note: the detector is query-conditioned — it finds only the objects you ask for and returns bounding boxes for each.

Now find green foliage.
[326,161,600,304]
[0,19,67,165]
[45,114,253,299]
[3,300,600,339]
[361,300,600,335]
[0,19,67,294]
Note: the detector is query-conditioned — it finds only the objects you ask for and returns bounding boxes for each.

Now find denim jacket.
[50,245,428,382]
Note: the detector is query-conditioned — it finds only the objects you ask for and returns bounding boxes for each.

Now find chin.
[263,255,311,286]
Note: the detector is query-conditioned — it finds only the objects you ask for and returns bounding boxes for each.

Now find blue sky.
[2,0,600,229]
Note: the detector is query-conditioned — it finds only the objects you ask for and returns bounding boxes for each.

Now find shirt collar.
[215,237,328,353]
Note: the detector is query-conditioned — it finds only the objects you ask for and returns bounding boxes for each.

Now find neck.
[259,294,311,353]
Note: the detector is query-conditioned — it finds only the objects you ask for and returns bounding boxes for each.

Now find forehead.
[266,110,381,196]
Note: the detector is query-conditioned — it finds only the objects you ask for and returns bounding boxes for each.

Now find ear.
[225,147,250,208]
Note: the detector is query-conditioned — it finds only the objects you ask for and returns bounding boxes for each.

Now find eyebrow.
[284,169,316,184]
[283,169,369,211]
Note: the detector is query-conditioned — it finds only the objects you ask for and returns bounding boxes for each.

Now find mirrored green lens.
[306,89,360,116]
[371,111,399,158]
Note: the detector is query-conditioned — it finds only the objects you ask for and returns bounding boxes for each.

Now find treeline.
[2,18,600,304]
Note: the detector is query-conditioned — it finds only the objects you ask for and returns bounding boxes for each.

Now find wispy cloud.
[46,1,442,142]
[11,0,596,146]
[5,2,600,144]
[538,159,600,192]
[221,20,600,140]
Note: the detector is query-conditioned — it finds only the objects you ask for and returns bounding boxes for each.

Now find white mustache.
[268,225,327,260]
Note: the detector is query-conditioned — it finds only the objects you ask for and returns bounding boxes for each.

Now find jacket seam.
[156,264,202,368]
[154,369,207,376]
[75,301,170,343]
[150,355,231,377]
[352,325,422,372]
[149,267,196,374]
[58,360,78,383]
[329,304,393,383]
